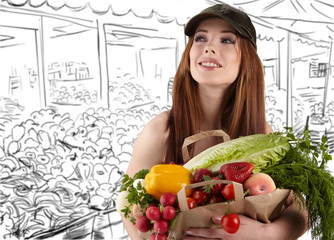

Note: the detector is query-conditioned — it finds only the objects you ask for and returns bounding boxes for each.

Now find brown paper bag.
[167,180,291,240]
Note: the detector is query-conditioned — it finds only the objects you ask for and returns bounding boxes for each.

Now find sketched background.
[0,0,333,239]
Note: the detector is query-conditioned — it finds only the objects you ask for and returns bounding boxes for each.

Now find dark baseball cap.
[185,3,257,48]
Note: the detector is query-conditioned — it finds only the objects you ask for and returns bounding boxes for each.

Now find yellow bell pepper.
[145,164,194,200]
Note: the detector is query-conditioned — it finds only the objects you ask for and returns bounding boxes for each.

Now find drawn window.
[310,62,327,78]
[317,63,327,77]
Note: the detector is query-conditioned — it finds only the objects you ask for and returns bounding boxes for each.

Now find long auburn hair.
[165,35,266,164]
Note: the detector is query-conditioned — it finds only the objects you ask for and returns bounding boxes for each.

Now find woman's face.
[189,18,241,88]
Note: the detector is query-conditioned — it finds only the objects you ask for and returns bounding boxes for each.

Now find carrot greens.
[262,128,334,240]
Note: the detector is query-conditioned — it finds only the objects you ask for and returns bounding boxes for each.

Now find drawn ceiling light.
[51,23,94,38]
[0,34,14,42]
[107,30,142,41]
[0,34,16,48]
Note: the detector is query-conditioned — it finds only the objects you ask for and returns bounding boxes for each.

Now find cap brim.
[184,13,256,48]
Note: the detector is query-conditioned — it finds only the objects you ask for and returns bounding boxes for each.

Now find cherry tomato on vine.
[221,213,240,234]
[208,195,224,204]
[221,184,235,200]
[186,197,196,209]
[191,189,209,206]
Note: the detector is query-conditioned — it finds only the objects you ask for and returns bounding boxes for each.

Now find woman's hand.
[184,215,273,240]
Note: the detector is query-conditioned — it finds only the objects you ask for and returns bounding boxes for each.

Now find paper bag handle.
[177,179,244,212]
[182,130,230,162]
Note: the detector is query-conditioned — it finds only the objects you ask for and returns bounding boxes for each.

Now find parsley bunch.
[119,169,158,223]
[262,128,334,240]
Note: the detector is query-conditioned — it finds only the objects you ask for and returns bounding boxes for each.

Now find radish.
[135,216,152,232]
[153,219,169,234]
[160,192,176,207]
[149,233,168,240]
[145,206,161,221]
[162,206,176,221]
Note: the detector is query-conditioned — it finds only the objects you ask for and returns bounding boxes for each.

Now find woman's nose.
[205,49,216,54]
[205,44,216,54]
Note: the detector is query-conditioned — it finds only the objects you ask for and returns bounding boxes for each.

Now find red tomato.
[208,195,225,204]
[221,184,235,201]
[192,190,209,206]
[178,197,196,211]
[221,213,240,234]
[186,197,196,209]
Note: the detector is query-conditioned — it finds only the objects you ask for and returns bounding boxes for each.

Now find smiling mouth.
[200,62,222,68]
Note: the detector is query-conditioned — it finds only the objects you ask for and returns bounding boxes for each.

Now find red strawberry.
[193,168,212,183]
[219,162,254,183]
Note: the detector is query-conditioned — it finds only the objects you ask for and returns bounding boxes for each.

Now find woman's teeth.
[200,62,221,67]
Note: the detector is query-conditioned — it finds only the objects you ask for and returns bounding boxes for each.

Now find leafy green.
[262,128,334,240]
[202,175,217,194]
[183,134,291,174]
[119,169,158,224]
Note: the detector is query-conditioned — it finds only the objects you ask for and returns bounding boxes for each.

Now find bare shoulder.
[126,111,170,177]
[139,111,169,142]
[146,111,169,132]
[265,121,274,134]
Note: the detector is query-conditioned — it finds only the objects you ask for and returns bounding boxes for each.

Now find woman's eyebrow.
[221,30,236,34]
[195,29,208,34]
[195,29,236,34]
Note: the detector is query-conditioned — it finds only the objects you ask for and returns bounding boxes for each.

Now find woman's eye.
[194,35,206,42]
[221,38,235,44]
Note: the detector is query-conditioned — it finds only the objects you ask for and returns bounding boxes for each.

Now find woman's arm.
[121,111,169,239]
[184,192,308,240]
[265,191,308,239]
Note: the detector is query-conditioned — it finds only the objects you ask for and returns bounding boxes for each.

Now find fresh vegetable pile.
[117,128,334,240]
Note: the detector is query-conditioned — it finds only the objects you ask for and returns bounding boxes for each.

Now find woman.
[123,3,308,239]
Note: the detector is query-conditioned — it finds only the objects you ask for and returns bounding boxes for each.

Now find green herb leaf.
[118,169,159,225]
[262,128,334,240]
[134,169,149,180]
[202,175,214,193]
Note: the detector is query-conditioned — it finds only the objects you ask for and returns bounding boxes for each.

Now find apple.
[243,173,276,196]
